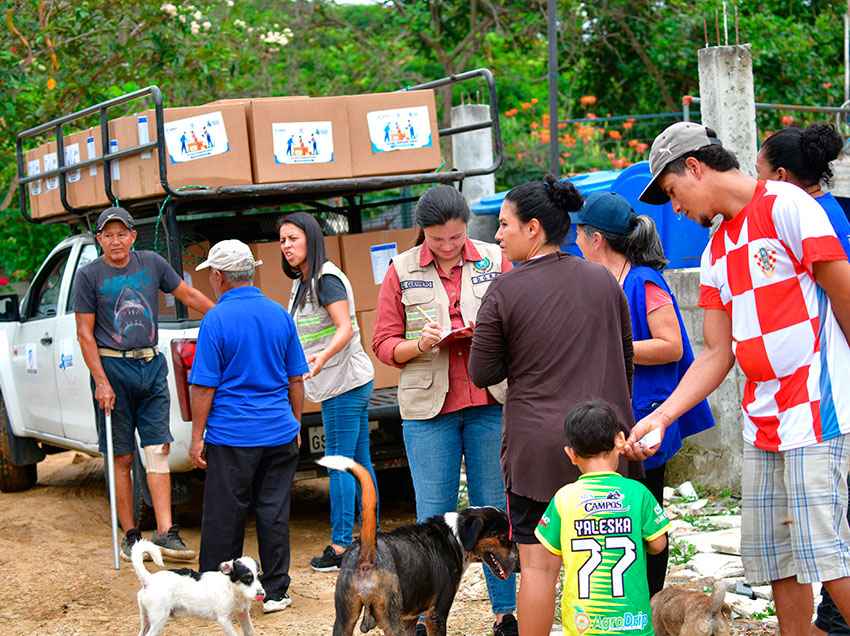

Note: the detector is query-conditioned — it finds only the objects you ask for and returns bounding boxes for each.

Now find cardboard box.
[252,235,342,309]
[23,147,43,219]
[248,96,353,183]
[108,103,253,202]
[346,90,441,177]
[158,241,216,320]
[34,141,62,219]
[357,309,400,389]
[340,228,419,311]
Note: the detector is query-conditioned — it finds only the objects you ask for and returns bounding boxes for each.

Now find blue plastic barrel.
[472,162,710,268]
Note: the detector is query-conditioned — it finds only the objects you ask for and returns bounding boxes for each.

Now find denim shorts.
[91,354,173,456]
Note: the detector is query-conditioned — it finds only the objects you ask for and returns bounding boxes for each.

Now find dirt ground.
[0,452,779,636]
[0,451,496,636]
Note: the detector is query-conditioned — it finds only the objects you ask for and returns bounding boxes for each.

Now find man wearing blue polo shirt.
[189,239,309,614]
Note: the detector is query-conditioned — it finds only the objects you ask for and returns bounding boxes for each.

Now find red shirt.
[373,240,512,415]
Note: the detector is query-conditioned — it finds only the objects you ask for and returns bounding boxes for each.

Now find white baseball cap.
[196,240,263,272]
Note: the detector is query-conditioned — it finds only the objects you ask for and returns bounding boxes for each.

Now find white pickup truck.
[0,232,408,527]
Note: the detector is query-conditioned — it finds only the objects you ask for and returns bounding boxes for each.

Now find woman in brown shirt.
[469,175,637,635]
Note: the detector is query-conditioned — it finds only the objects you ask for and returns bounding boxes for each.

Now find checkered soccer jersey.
[698,180,850,452]
[535,472,670,636]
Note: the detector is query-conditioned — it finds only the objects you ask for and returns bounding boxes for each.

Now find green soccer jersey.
[534,472,670,635]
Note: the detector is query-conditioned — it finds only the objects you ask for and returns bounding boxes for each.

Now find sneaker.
[151,525,196,561]
[310,545,343,572]
[119,528,143,562]
[493,614,518,636]
[263,593,293,614]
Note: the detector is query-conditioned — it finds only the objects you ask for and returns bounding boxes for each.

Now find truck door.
[9,246,73,438]
[55,242,99,447]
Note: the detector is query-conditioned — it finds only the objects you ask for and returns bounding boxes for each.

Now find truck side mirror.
[0,294,21,322]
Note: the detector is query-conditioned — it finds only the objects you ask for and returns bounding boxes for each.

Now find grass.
[751,602,777,620]
[669,538,698,565]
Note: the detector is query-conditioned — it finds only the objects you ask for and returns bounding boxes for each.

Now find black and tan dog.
[317,455,518,636]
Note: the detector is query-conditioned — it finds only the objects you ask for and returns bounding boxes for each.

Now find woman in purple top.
[757,121,850,636]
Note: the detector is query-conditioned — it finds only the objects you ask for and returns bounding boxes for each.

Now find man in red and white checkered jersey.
[624,122,850,635]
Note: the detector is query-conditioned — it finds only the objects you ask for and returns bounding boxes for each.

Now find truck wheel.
[0,396,38,493]
[132,450,157,531]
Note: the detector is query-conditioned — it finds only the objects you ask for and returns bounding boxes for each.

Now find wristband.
[416,338,425,353]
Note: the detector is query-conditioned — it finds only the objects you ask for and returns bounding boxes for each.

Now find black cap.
[96,207,135,232]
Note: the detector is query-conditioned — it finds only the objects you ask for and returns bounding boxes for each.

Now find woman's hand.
[306,352,327,379]
[417,321,443,353]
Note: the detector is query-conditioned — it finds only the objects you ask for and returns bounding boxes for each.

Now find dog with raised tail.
[651,581,732,636]
[131,539,265,636]
[318,455,518,636]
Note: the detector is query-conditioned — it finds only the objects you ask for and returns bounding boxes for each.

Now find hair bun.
[801,123,843,167]
[543,174,584,213]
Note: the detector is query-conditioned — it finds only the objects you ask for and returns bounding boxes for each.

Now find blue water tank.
[471,162,709,268]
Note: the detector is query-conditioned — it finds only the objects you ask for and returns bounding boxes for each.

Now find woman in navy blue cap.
[573,191,715,596]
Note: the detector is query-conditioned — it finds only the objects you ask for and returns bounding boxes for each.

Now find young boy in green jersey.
[535,400,671,635]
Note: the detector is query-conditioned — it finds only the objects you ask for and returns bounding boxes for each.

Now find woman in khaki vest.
[278,212,376,573]
[372,186,518,636]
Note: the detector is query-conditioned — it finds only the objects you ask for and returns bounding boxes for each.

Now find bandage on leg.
[143,443,171,474]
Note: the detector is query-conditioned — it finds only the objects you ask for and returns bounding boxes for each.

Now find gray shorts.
[741,434,850,585]
[91,354,173,456]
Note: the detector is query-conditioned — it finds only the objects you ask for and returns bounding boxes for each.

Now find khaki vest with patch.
[394,240,507,420]
[289,261,374,403]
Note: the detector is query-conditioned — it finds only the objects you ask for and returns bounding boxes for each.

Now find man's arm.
[189,385,216,469]
[75,312,114,413]
[624,308,734,460]
[814,259,850,344]
[288,376,305,446]
[172,280,215,316]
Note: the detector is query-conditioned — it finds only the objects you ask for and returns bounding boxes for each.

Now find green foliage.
[2,0,850,280]
[669,538,698,565]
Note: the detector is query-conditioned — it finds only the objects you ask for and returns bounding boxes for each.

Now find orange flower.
[824,82,833,90]
[562,152,572,158]
[636,142,649,154]
[542,113,550,125]
[608,130,622,140]
[531,121,539,130]
[781,114,795,126]
[504,108,519,118]
[607,152,615,160]
[516,151,526,161]
[531,97,539,104]
[561,134,576,147]
[623,118,635,130]
[521,102,532,110]
[628,139,639,148]
[586,113,598,120]
[558,122,566,130]
[580,95,597,107]
[46,77,56,90]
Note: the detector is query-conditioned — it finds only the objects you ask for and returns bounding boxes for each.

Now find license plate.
[308,426,325,453]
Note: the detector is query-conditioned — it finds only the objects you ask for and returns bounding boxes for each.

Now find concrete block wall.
[663,268,745,494]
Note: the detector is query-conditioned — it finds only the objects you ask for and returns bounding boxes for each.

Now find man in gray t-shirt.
[73,206,213,561]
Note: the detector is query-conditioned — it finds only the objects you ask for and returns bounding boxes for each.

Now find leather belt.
[98,346,158,361]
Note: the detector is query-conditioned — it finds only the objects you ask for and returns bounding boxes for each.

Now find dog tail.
[131,539,164,586]
[317,455,377,567]
[710,580,727,613]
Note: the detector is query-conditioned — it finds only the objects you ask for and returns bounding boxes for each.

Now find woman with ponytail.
[757,123,850,636]
[469,175,640,635]
[573,191,715,597]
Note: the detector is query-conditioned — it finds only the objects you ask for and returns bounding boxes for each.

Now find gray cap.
[196,240,263,272]
[639,122,724,205]
[96,206,135,232]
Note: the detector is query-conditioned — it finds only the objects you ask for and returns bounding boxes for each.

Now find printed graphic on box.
[44,152,58,191]
[65,143,81,183]
[369,242,398,284]
[367,106,432,153]
[27,159,42,196]
[164,111,229,163]
[273,121,334,165]
[86,136,98,176]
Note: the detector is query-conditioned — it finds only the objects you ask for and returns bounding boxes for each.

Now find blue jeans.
[321,380,377,547]
[403,404,517,615]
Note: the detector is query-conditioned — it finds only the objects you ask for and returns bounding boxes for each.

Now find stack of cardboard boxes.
[26,90,440,219]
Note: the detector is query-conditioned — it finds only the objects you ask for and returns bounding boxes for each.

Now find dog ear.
[458,514,485,552]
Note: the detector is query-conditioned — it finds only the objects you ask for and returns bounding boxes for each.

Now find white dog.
[132,539,265,635]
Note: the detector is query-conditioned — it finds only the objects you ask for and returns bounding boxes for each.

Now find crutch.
[104,410,120,569]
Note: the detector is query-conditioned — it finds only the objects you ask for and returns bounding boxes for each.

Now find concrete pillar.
[698,45,757,176]
[451,104,499,243]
